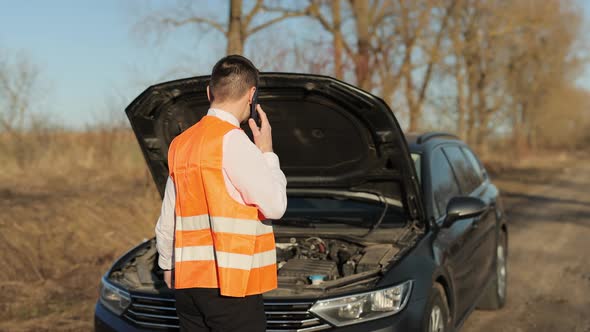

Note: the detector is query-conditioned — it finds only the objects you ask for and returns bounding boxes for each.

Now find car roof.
[406,132,462,153]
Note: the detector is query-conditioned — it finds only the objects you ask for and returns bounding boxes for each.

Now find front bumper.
[95,297,428,332]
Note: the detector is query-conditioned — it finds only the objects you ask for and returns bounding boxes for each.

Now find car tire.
[478,230,508,310]
[422,283,451,332]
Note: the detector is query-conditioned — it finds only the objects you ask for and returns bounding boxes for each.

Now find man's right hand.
[164,270,172,289]
[248,104,273,153]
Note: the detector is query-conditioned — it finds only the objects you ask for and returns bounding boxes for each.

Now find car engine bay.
[275,236,397,287]
[109,235,401,293]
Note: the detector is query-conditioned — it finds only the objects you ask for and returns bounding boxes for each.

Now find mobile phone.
[250,87,260,127]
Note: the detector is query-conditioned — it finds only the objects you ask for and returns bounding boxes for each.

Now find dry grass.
[0,130,581,331]
[0,130,161,331]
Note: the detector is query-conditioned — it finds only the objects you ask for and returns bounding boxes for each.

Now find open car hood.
[125,73,423,221]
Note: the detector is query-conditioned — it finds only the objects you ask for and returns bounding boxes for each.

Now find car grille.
[265,301,330,332]
[124,294,178,330]
[124,294,331,331]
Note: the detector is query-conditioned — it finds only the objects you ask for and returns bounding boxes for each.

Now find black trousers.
[174,287,266,332]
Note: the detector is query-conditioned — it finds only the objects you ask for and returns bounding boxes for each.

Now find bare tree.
[402,0,457,132]
[269,0,397,90]
[349,0,370,90]
[0,49,46,169]
[138,0,310,55]
[135,0,588,153]
[284,0,455,129]
[503,0,585,152]
[0,52,40,135]
[267,0,352,80]
[331,0,344,79]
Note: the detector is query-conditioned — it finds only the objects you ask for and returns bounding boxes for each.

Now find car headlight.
[309,280,413,327]
[99,278,131,316]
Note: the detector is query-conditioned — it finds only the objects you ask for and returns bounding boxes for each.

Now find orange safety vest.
[168,115,277,297]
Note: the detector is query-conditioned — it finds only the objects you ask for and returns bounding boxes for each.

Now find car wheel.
[422,283,451,332]
[478,230,508,310]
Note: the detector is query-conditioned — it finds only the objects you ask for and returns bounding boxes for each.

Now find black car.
[95,73,508,332]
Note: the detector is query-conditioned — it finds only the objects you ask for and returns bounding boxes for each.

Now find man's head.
[207,55,259,122]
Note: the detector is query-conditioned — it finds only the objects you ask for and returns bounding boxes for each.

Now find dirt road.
[462,160,590,332]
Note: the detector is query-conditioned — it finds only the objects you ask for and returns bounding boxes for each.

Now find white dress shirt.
[155,108,288,270]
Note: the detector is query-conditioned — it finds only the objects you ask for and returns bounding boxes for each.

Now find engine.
[275,236,394,286]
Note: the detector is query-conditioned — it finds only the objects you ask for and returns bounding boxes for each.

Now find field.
[0,132,161,331]
[0,132,588,331]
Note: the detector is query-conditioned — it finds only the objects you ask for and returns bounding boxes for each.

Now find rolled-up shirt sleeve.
[223,129,288,220]
[155,176,176,270]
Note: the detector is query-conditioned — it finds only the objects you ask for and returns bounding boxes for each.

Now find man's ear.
[206,86,212,102]
[249,86,256,104]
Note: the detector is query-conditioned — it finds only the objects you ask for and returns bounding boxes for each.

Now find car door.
[429,147,480,318]
[460,146,498,285]
[443,146,496,299]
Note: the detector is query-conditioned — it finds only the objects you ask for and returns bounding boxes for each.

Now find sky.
[0,1,235,128]
[1,0,590,128]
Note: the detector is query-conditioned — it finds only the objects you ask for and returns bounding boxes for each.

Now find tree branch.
[247,2,319,37]
[416,0,458,107]
[243,0,264,31]
[370,1,394,28]
[160,16,226,34]
[247,10,306,36]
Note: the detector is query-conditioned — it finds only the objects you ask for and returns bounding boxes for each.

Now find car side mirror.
[443,196,487,228]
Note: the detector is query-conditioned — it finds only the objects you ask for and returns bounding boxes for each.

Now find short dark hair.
[208,55,259,103]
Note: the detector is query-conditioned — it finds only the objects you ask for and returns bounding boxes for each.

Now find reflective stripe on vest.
[168,116,277,297]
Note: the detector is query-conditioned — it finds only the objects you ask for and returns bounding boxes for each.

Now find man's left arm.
[155,176,176,288]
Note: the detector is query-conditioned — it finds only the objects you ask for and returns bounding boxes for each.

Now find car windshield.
[278,195,407,229]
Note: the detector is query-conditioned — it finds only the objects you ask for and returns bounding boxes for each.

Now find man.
[154,55,287,331]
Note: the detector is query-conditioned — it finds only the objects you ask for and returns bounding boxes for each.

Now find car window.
[461,147,486,181]
[411,153,421,184]
[443,146,481,193]
[430,148,461,217]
